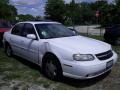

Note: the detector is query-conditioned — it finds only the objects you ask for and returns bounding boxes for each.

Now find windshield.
[35,23,78,39]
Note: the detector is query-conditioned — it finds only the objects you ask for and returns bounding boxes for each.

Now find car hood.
[47,36,111,54]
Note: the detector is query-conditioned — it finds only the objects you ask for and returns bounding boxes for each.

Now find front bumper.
[61,51,118,79]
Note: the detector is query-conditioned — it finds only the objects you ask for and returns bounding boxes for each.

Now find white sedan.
[3,21,118,80]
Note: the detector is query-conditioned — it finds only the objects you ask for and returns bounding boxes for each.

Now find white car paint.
[3,21,118,79]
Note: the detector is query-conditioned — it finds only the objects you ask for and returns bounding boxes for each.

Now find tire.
[6,45,12,57]
[43,55,62,80]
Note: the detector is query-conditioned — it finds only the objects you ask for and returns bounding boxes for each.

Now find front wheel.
[43,56,62,80]
[6,45,12,57]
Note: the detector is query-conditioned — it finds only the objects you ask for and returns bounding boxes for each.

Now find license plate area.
[106,60,113,69]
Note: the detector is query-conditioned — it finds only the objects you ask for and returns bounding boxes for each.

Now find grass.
[0,49,55,88]
[0,36,120,90]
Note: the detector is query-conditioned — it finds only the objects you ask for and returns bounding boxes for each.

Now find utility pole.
[96,10,101,36]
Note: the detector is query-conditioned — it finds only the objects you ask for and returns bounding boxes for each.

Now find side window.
[11,23,24,35]
[21,23,36,37]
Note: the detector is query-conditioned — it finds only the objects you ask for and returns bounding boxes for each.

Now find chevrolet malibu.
[3,21,118,80]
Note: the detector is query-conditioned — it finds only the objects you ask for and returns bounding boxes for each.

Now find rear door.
[10,23,25,56]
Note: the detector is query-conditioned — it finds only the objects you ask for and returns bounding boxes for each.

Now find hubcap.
[45,60,57,79]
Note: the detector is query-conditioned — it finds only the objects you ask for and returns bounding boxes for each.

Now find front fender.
[43,42,74,62]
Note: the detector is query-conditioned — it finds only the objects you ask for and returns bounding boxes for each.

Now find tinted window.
[21,23,36,37]
[11,23,24,35]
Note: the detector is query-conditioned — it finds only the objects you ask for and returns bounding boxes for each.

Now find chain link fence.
[68,25,105,36]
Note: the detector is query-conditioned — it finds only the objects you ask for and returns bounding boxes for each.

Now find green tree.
[17,14,35,21]
[79,2,95,24]
[95,0,120,26]
[45,0,65,23]
[90,0,111,26]
[65,1,96,25]
[111,0,120,24]
[0,0,17,20]
[65,0,83,25]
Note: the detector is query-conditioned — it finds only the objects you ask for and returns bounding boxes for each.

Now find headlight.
[73,54,95,61]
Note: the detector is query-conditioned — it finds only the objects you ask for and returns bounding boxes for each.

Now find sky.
[9,0,114,16]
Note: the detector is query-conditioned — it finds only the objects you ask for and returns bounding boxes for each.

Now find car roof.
[17,21,61,25]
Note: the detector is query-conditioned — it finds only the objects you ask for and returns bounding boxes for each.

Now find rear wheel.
[6,45,12,57]
[43,55,62,80]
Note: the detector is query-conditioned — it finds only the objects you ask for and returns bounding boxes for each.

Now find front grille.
[96,50,113,60]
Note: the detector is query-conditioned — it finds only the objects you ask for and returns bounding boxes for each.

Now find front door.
[20,23,39,64]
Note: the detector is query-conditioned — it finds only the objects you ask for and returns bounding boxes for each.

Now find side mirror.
[27,34,36,40]
[68,28,79,34]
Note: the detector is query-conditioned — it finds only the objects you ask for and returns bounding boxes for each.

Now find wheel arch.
[42,52,63,72]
